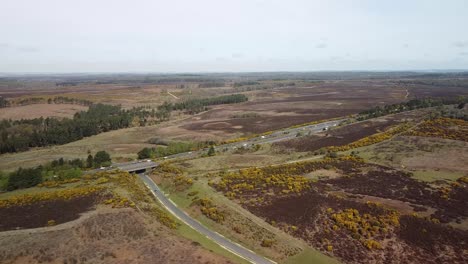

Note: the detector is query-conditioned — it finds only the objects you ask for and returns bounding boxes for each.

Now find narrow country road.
[137,174,276,264]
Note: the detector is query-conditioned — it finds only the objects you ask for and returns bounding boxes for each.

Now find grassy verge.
[0,174,7,191]
[285,248,340,264]
[411,170,463,182]
[176,224,250,264]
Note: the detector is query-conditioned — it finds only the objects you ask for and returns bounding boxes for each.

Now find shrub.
[94,151,111,167]
[138,147,154,159]
[261,239,275,247]
[7,167,43,191]
[405,118,468,141]
[192,198,225,223]
[207,146,216,156]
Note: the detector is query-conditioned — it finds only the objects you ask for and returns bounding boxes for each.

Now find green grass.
[0,179,87,199]
[0,174,7,191]
[167,183,210,209]
[285,248,340,264]
[0,185,63,199]
[411,170,463,182]
[176,223,250,264]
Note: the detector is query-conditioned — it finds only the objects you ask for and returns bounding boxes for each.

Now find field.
[0,103,88,120]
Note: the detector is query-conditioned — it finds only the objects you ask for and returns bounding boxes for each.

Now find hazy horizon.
[1,0,468,73]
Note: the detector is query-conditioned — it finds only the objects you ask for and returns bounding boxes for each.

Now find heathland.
[0,72,467,264]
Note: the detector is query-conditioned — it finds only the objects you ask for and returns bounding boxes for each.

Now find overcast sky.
[1,0,467,73]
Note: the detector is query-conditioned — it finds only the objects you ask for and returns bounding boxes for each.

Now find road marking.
[167,91,180,99]
[139,174,276,264]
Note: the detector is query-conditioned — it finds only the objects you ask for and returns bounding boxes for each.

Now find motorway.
[164,118,345,160]
[100,119,345,172]
[138,174,276,264]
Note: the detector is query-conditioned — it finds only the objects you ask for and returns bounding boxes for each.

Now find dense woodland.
[0,104,133,153]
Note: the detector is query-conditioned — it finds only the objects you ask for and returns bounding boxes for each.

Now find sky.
[1,0,468,73]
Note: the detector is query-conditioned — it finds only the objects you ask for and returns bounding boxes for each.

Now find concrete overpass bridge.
[111,160,158,173]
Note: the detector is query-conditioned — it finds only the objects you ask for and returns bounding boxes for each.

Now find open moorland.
[1,72,467,264]
[0,104,88,120]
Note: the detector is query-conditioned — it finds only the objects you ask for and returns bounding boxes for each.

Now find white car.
[261,136,265,139]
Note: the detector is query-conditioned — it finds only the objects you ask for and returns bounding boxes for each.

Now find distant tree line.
[394,79,468,89]
[358,97,468,120]
[171,94,248,114]
[232,82,296,92]
[198,82,225,88]
[0,96,93,108]
[233,81,261,87]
